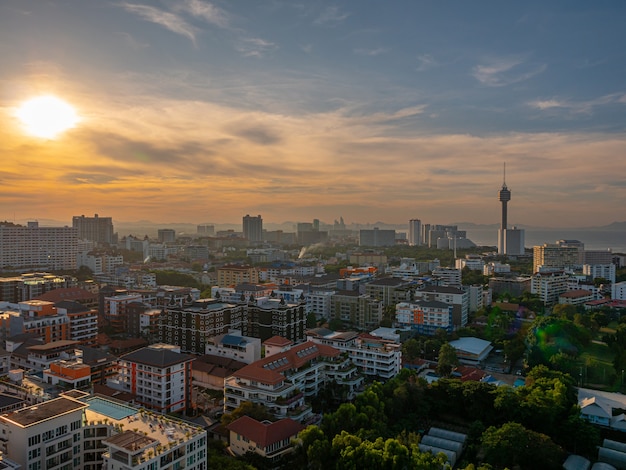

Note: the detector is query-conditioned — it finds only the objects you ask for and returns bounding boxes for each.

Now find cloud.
[314,6,349,26]
[528,93,626,115]
[120,3,197,45]
[472,57,546,87]
[354,47,388,57]
[235,37,277,57]
[227,123,282,145]
[174,0,230,28]
[416,54,438,72]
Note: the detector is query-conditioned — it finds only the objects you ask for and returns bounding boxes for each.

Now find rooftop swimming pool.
[85,396,137,420]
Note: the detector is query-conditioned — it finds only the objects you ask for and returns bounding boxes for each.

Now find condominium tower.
[243,214,263,243]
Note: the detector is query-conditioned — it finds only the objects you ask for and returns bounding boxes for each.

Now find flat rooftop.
[2,397,88,427]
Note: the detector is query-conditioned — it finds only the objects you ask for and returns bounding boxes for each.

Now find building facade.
[243,215,263,244]
[72,214,114,245]
[109,344,195,414]
[0,222,78,271]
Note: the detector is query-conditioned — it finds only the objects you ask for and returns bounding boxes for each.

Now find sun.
[16,95,80,139]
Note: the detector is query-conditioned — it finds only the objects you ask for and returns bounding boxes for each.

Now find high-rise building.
[533,244,580,273]
[359,228,396,247]
[497,164,525,255]
[0,221,78,270]
[243,214,263,243]
[157,228,176,242]
[72,213,114,245]
[408,219,422,246]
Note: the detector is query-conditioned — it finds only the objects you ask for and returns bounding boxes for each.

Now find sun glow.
[16,95,79,139]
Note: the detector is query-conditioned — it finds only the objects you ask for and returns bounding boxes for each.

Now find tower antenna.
[503,162,507,187]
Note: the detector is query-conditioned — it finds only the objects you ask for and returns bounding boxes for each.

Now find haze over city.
[1,1,625,227]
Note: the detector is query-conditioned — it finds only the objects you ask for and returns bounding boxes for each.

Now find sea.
[460,227,626,254]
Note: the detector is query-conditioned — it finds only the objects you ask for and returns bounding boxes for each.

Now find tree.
[437,343,459,377]
[402,338,421,363]
[481,422,564,469]
[221,401,274,426]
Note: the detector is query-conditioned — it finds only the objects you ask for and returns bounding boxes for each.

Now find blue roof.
[221,335,246,346]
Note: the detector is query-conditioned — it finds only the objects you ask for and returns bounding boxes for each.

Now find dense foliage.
[288,366,599,469]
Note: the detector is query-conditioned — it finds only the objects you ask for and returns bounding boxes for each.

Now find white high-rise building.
[408,219,422,246]
[0,221,78,270]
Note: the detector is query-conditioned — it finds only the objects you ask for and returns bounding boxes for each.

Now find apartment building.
[531,270,570,306]
[0,221,78,271]
[395,300,454,335]
[72,214,115,245]
[364,277,413,307]
[224,340,363,422]
[306,329,402,380]
[217,264,259,287]
[330,291,383,330]
[55,300,98,346]
[583,264,616,284]
[413,286,469,329]
[247,297,307,343]
[158,299,246,354]
[109,344,194,414]
[533,244,580,273]
[0,391,207,470]
[431,267,462,287]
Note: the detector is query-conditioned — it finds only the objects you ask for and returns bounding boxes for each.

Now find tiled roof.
[560,290,593,298]
[227,416,304,448]
[264,336,293,347]
[232,341,340,385]
[36,287,97,303]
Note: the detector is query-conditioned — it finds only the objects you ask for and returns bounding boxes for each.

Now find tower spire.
[503,162,507,187]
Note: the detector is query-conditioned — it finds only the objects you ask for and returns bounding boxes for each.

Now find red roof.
[227,416,304,448]
[264,336,293,347]
[233,341,340,384]
[36,287,97,303]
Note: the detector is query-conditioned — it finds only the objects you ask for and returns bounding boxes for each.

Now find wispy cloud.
[354,47,388,57]
[529,93,626,114]
[120,3,197,46]
[472,57,546,87]
[173,0,230,29]
[314,6,349,26]
[235,37,277,58]
[416,54,438,72]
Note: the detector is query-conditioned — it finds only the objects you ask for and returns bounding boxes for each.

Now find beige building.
[533,244,579,273]
[217,264,259,287]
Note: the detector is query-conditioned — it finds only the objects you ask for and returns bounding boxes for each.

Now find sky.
[1,1,625,228]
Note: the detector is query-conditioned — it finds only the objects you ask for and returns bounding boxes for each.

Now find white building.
[306,329,402,380]
[0,390,207,470]
[395,300,453,335]
[303,289,334,318]
[108,344,195,414]
[224,340,363,422]
[613,282,626,301]
[431,267,462,287]
[583,264,616,284]
[455,256,484,272]
[483,262,511,276]
[531,270,571,306]
[408,219,422,246]
[414,286,469,329]
[497,227,525,256]
[0,221,78,271]
[205,332,261,364]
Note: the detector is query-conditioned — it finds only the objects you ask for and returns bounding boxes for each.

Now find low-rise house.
[227,416,304,462]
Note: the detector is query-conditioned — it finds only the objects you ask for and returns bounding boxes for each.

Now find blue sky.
[1,1,625,227]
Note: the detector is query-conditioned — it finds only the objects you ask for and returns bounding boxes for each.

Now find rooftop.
[1,397,88,427]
